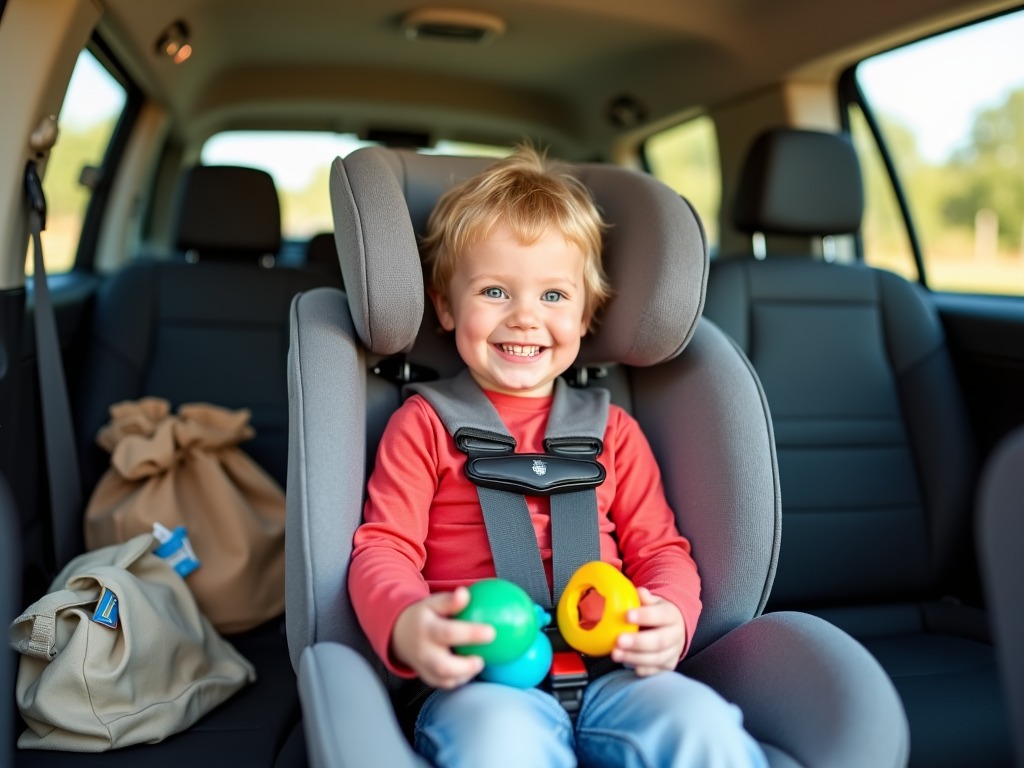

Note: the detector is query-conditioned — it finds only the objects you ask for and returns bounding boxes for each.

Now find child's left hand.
[610,587,685,676]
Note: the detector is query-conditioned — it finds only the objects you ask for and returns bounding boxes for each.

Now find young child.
[348,147,767,768]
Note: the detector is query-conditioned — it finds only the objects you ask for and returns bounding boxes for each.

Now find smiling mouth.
[495,343,545,357]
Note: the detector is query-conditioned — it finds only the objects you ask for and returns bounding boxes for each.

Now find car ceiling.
[98,0,1018,156]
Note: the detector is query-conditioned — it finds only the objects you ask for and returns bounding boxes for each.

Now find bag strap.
[406,371,608,607]
[10,589,98,661]
[25,162,83,572]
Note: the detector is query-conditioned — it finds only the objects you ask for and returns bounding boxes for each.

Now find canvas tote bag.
[84,398,286,634]
[11,534,256,752]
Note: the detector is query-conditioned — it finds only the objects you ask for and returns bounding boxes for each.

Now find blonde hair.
[421,145,612,325]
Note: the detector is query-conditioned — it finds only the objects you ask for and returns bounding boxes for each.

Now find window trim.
[71,33,144,274]
[838,65,929,288]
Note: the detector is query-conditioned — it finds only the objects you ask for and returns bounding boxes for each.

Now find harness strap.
[476,487,551,610]
[406,370,609,602]
[550,490,601,606]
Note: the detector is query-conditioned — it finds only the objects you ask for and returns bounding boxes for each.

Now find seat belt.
[407,370,611,718]
[25,161,83,571]
[407,369,607,608]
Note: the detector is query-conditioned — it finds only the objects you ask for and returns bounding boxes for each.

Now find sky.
[857,9,1024,163]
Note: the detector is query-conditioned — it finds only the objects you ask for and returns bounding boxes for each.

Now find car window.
[200,131,512,241]
[643,116,721,256]
[27,48,127,275]
[847,103,919,282]
[855,9,1024,295]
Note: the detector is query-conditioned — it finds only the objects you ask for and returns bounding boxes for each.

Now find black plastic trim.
[838,65,928,287]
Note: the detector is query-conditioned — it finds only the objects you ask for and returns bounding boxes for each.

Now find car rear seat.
[19,166,338,768]
[702,129,1012,768]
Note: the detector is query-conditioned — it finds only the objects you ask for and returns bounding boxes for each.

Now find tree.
[942,87,1024,247]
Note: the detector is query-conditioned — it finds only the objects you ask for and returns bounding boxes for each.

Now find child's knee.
[416,684,574,768]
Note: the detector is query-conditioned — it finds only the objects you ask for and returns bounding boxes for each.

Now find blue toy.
[455,579,553,689]
[478,606,553,689]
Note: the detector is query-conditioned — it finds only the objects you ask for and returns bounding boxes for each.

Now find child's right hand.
[391,587,496,689]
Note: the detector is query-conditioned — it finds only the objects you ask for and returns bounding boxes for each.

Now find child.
[348,147,767,768]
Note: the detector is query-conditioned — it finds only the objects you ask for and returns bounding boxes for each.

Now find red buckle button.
[550,651,587,677]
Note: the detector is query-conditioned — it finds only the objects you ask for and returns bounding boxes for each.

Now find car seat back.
[77,166,341,496]
[285,148,781,671]
[704,130,977,608]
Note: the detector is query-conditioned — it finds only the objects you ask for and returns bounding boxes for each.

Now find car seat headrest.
[330,147,708,366]
[733,129,864,236]
[172,166,282,262]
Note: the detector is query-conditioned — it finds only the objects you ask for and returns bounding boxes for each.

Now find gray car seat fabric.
[703,128,1009,768]
[979,427,1024,767]
[53,166,339,768]
[288,148,908,767]
[329,148,708,365]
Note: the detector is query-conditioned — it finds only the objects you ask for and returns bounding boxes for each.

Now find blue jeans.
[414,669,769,768]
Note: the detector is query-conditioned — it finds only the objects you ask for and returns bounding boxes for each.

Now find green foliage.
[879,86,1024,252]
[942,89,1024,245]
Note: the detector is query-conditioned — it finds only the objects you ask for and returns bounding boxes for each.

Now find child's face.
[431,222,588,397]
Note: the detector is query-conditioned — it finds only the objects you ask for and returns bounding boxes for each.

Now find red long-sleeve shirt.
[348,388,702,677]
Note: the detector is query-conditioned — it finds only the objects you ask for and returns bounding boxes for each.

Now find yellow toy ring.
[556,561,640,657]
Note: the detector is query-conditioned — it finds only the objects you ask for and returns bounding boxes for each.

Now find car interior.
[0,0,1023,767]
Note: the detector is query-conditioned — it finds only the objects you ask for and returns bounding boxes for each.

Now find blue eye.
[484,287,507,299]
[542,291,563,302]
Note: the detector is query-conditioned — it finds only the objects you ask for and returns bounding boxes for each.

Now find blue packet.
[152,522,201,578]
[92,587,119,629]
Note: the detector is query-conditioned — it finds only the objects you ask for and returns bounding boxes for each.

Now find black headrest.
[305,232,343,282]
[733,129,863,236]
[172,166,281,261]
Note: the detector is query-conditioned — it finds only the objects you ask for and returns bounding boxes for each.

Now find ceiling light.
[155,20,191,63]
[401,8,506,44]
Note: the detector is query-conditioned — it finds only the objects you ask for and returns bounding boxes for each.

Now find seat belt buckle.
[548,651,589,719]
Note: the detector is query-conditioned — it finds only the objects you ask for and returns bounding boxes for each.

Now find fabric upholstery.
[703,258,975,606]
[733,129,864,236]
[77,260,339,494]
[979,426,1024,767]
[299,643,428,768]
[631,319,780,653]
[286,287,375,670]
[682,612,909,768]
[172,166,282,261]
[329,148,708,366]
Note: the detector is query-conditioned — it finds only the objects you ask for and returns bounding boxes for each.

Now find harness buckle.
[548,651,589,720]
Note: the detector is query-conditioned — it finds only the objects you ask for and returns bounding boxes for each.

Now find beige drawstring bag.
[11,534,256,752]
[84,398,286,634]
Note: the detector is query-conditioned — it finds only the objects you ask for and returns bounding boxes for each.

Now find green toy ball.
[454,579,539,665]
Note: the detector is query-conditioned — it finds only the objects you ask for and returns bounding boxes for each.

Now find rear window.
[200,132,512,240]
[643,116,721,256]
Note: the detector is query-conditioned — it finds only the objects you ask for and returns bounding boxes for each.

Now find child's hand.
[610,587,685,676]
[391,587,496,689]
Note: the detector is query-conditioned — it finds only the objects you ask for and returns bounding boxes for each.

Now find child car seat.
[285,148,910,768]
